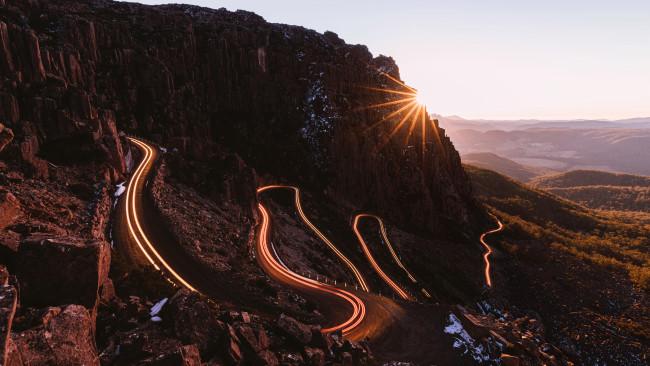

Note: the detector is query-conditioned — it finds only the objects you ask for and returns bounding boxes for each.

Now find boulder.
[168,290,225,353]
[12,235,110,320]
[0,265,8,285]
[256,350,279,366]
[276,314,312,345]
[0,189,20,230]
[236,325,261,353]
[303,347,325,366]
[0,123,13,152]
[19,134,48,179]
[0,268,18,366]
[13,304,99,366]
[0,229,20,267]
[256,328,271,350]
[224,328,242,365]
[310,328,333,353]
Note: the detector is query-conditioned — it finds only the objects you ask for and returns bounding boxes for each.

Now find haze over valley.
[440,116,650,176]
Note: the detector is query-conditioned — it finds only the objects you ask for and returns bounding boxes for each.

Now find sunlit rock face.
[0,0,478,235]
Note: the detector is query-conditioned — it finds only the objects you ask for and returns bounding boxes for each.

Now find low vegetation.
[530,170,650,212]
[467,164,650,362]
[468,165,650,290]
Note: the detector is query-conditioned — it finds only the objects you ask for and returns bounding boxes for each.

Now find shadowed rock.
[0,189,21,230]
[13,304,99,366]
[0,266,18,366]
[12,235,110,324]
[276,314,312,345]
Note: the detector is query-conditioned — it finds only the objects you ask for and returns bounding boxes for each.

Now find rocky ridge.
[0,0,479,237]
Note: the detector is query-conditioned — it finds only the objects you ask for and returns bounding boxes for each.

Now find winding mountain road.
[115,137,267,307]
[115,138,504,363]
[479,214,504,288]
[256,200,366,334]
[257,185,370,292]
[352,214,413,300]
[353,214,432,300]
[124,137,198,291]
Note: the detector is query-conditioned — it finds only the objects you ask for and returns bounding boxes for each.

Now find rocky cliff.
[0,0,478,235]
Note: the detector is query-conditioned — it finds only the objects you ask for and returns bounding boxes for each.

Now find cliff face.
[0,0,477,234]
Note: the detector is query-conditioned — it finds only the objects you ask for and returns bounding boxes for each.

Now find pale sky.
[125,1,650,120]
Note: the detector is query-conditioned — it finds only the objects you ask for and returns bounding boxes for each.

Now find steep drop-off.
[0,0,479,236]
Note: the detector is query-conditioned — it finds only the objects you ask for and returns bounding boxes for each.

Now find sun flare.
[362,72,440,153]
[414,92,426,107]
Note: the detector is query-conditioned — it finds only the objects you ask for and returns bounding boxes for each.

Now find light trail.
[126,137,198,292]
[352,214,412,301]
[364,214,417,283]
[125,138,159,270]
[257,202,365,334]
[479,214,504,288]
[257,185,369,292]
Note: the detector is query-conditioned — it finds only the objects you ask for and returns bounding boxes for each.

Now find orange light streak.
[352,214,412,301]
[257,201,366,334]
[479,214,504,288]
[257,185,369,292]
[126,138,198,292]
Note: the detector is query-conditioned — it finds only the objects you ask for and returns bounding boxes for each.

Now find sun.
[361,72,441,154]
[414,92,426,107]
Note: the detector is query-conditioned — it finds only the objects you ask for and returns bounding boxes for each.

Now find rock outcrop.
[0,123,13,152]
[0,189,21,230]
[11,235,110,322]
[0,0,478,235]
[0,266,18,366]
[13,305,99,366]
[277,314,313,345]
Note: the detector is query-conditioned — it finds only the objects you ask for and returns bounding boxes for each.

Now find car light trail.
[257,202,365,334]
[257,185,369,292]
[479,214,504,288]
[126,137,198,292]
[353,214,412,301]
[370,214,418,284]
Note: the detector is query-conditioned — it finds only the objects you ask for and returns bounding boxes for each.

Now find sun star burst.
[363,72,441,155]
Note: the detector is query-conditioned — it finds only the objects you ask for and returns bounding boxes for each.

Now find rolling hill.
[465,164,650,365]
[530,170,650,212]
[461,152,556,182]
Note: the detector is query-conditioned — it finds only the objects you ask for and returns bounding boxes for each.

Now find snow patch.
[114,182,126,197]
[444,313,491,363]
[301,70,340,168]
[150,297,168,318]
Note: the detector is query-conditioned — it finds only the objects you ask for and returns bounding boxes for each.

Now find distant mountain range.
[439,116,650,176]
[437,115,650,132]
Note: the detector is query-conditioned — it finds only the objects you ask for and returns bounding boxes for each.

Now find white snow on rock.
[444,313,491,363]
[301,72,340,168]
[150,297,168,318]
[114,182,126,197]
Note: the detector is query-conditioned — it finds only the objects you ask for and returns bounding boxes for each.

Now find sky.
[126,1,650,120]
